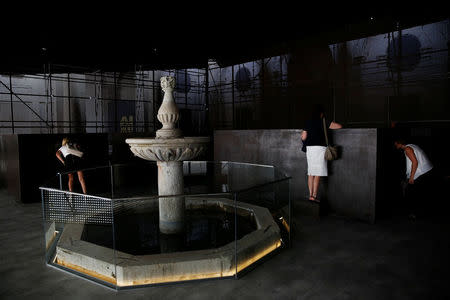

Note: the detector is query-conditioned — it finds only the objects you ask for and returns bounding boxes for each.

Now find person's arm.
[405,146,418,184]
[301,130,307,141]
[56,150,65,165]
[329,121,342,129]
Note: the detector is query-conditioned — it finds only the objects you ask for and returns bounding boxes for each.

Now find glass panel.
[58,166,113,198]
[41,188,117,289]
[183,161,289,195]
[40,161,291,289]
[111,162,158,198]
[234,178,291,278]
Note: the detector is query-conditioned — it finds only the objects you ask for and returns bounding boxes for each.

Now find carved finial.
[160,76,176,92]
[156,76,182,138]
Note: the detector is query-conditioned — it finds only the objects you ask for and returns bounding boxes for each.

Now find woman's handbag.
[323,117,338,161]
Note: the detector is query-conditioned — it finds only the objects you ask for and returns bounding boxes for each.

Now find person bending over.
[394,138,434,219]
[56,137,87,194]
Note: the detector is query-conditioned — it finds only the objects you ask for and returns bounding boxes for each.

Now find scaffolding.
[0,19,449,134]
[206,19,449,130]
[0,65,209,135]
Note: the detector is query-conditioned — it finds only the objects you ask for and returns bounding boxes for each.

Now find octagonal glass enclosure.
[40,161,291,290]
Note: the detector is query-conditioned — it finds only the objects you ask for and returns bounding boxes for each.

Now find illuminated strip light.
[119,240,282,286]
[55,257,117,285]
[280,217,290,233]
[54,240,281,287]
[235,239,282,274]
[120,270,227,286]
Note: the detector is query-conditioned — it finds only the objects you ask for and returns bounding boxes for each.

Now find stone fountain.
[44,75,283,287]
[125,76,209,235]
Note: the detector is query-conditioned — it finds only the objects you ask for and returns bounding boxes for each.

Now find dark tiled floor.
[1,190,449,299]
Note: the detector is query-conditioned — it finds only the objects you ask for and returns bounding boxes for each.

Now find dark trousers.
[404,170,434,216]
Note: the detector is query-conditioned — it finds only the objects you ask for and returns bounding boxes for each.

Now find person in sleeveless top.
[301,105,342,203]
[56,137,87,194]
[394,138,434,219]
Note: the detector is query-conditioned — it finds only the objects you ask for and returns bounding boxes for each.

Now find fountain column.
[158,161,185,234]
[126,76,209,235]
[155,77,184,234]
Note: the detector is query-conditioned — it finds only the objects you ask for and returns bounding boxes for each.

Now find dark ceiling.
[1,8,446,74]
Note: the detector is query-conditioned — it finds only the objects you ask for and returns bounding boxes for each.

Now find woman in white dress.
[301,105,342,202]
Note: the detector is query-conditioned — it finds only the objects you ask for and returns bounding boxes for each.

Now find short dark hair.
[393,137,407,145]
[311,104,325,119]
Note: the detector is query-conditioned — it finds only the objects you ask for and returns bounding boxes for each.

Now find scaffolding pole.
[68,73,72,133]
[9,73,14,133]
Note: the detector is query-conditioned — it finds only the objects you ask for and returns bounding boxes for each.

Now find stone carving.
[160,76,175,92]
[157,76,181,138]
[130,146,206,162]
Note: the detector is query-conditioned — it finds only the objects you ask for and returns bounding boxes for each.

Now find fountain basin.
[126,136,210,234]
[126,137,209,162]
[54,197,281,286]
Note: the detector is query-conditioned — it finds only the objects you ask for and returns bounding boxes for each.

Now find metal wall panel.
[0,135,21,202]
[214,129,378,223]
[214,129,306,205]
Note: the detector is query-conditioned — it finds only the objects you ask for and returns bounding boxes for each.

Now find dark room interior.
[0,9,449,299]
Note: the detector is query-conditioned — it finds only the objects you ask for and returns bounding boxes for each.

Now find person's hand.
[408,177,414,184]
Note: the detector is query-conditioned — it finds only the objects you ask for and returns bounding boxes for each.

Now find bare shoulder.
[404,146,417,158]
[329,121,342,129]
[404,146,414,153]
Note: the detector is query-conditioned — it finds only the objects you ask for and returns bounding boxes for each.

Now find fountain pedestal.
[126,76,209,235]
[158,161,184,234]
